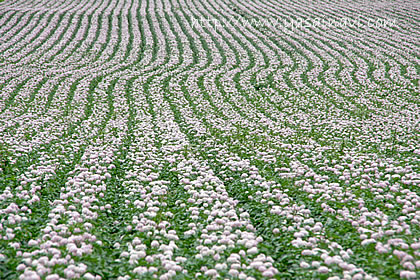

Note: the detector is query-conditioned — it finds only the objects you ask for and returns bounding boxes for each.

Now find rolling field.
[0,0,419,279]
